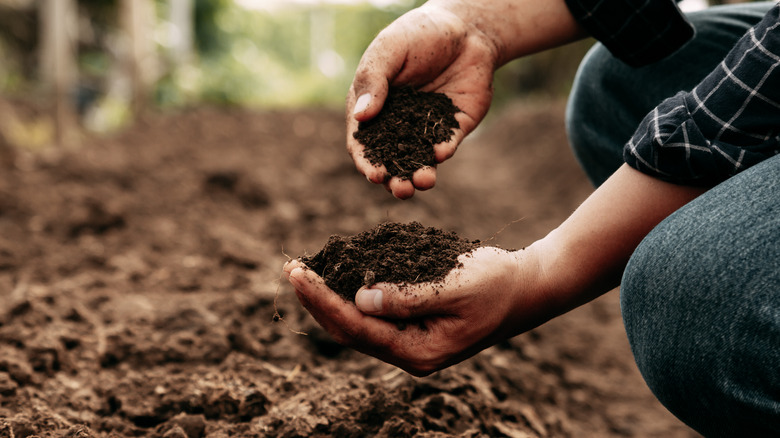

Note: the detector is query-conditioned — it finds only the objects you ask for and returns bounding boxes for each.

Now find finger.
[290,268,470,376]
[430,109,476,163]
[346,100,388,184]
[346,74,390,184]
[351,92,388,124]
[351,93,373,121]
[347,138,388,184]
[424,57,494,162]
[355,281,442,319]
[452,103,484,138]
[348,27,406,122]
[388,177,415,199]
[433,133,461,163]
[282,259,301,281]
[287,266,364,344]
[289,267,420,355]
[283,257,305,272]
[346,33,394,122]
[411,166,436,191]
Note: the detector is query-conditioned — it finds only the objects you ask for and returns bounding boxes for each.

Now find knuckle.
[390,342,445,376]
[329,331,353,348]
[339,324,384,351]
[406,356,442,377]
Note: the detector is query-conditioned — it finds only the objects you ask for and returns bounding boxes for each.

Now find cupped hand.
[283,246,549,376]
[346,3,500,199]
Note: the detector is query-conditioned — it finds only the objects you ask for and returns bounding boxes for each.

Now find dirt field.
[0,101,699,437]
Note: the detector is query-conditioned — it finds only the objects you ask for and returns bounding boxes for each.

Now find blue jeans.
[566,3,780,437]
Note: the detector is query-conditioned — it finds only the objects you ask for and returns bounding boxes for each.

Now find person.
[284,0,780,436]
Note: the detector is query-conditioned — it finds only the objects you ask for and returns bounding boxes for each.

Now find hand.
[283,246,549,376]
[346,3,499,199]
[284,164,706,376]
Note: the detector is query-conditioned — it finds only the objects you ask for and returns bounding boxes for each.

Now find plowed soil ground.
[0,101,698,437]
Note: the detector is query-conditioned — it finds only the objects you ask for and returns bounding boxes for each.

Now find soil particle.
[353,87,461,180]
[300,221,481,301]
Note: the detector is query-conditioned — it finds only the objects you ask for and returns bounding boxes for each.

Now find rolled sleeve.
[564,0,695,67]
[624,4,780,186]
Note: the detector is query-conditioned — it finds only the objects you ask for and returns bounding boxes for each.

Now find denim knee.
[622,239,780,437]
[621,157,780,437]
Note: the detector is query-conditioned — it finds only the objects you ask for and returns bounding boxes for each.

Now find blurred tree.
[39,0,78,145]
[7,0,766,120]
[193,0,232,55]
[119,0,157,112]
[0,1,37,82]
[168,0,195,64]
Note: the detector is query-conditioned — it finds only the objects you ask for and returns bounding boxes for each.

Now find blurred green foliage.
[157,1,427,108]
[193,0,232,55]
[493,39,595,107]
[0,0,590,112]
[157,0,588,109]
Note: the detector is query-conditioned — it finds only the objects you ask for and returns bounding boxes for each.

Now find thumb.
[350,80,388,123]
[349,31,406,122]
[355,282,438,318]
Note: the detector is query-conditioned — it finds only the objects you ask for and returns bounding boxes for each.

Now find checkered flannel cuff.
[564,0,695,67]
[623,4,780,186]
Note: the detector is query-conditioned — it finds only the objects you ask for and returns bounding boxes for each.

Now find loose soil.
[353,87,460,180]
[0,100,698,437]
[301,221,482,301]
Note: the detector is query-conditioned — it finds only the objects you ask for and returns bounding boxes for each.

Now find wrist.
[424,0,586,66]
[526,165,709,321]
[517,230,610,324]
[500,244,562,337]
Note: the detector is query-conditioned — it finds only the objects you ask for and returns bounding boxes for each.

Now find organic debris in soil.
[301,222,481,301]
[353,87,461,180]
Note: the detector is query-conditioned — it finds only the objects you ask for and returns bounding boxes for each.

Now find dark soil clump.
[353,87,461,180]
[301,221,481,301]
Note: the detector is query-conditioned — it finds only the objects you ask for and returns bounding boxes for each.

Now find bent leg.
[566,3,774,187]
[621,154,780,437]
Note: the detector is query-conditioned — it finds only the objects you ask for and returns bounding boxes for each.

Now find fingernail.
[356,288,383,313]
[353,93,371,115]
[288,268,305,289]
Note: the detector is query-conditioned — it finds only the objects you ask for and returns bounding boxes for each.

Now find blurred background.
[0,0,753,149]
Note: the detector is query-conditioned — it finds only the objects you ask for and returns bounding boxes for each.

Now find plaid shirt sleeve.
[564,0,695,67]
[624,4,780,186]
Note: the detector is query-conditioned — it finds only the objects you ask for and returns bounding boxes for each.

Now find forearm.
[422,0,587,66]
[528,164,706,315]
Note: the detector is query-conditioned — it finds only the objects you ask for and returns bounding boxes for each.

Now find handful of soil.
[353,87,461,180]
[301,222,481,301]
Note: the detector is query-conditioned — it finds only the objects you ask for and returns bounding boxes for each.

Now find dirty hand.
[346,2,500,199]
[283,246,550,376]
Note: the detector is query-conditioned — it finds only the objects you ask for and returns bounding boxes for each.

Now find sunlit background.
[0,0,749,145]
